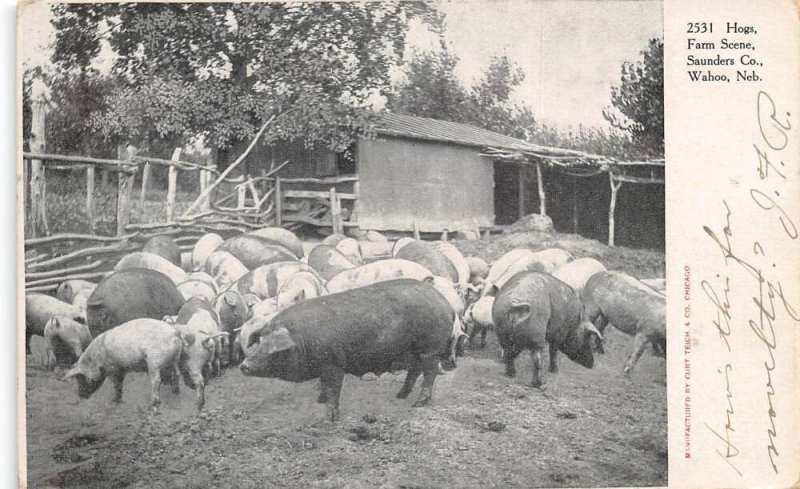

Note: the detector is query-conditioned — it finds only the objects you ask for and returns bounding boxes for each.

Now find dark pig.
[85,268,184,337]
[240,279,457,421]
[248,227,304,258]
[394,240,459,283]
[142,235,182,267]
[217,234,297,269]
[492,272,602,388]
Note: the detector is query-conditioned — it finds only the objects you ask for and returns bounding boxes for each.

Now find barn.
[245,112,603,235]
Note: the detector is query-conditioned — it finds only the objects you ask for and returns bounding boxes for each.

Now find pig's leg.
[189,369,205,412]
[320,364,344,421]
[25,330,32,355]
[593,315,609,353]
[148,368,162,411]
[504,346,520,378]
[412,353,439,408]
[213,339,223,378]
[111,372,125,403]
[530,349,544,388]
[480,326,487,348]
[548,342,559,373]
[396,356,422,399]
[171,360,181,395]
[623,333,650,374]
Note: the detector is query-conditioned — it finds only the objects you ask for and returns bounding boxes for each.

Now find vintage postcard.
[15,0,798,488]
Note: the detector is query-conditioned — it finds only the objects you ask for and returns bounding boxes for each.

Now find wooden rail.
[22,152,137,172]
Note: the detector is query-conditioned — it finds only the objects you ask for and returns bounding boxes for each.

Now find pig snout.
[240,361,253,376]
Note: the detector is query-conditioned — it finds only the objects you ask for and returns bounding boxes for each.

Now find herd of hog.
[25,228,667,421]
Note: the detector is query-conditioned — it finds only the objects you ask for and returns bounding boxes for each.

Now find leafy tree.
[390,50,533,139]
[387,46,470,122]
[602,37,664,158]
[50,2,441,165]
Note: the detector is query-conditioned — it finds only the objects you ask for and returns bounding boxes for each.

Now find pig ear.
[202,337,215,350]
[163,315,176,324]
[265,327,296,355]
[484,284,499,297]
[507,303,531,324]
[51,317,62,329]
[224,292,238,306]
[423,276,435,284]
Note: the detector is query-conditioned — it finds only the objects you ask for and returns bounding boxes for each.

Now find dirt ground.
[25,329,666,489]
[24,231,667,488]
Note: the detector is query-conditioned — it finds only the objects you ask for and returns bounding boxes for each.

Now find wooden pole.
[518,165,525,219]
[571,178,579,233]
[352,179,360,223]
[330,187,342,235]
[237,184,247,210]
[116,172,135,237]
[86,166,95,232]
[101,170,109,191]
[535,161,546,216]
[608,172,623,247]
[183,114,276,216]
[166,148,181,222]
[139,162,151,210]
[29,98,49,237]
[274,177,282,226]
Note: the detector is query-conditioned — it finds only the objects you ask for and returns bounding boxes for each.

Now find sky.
[18,0,663,131]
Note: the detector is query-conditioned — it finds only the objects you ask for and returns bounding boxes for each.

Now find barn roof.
[372,112,664,182]
[375,112,591,159]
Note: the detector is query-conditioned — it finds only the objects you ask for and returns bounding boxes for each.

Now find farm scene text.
[20,1,667,488]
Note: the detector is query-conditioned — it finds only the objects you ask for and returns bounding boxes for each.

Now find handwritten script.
[701,91,798,476]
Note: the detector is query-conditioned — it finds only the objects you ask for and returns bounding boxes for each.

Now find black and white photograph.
[19,1,668,487]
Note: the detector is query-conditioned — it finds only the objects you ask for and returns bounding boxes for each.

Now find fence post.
[29,95,49,237]
[608,172,623,247]
[330,187,343,235]
[518,165,525,219]
[116,144,137,237]
[535,161,546,216]
[139,162,151,210]
[86,166,95,232]
[274,177,282,226]
[166,148,181,222]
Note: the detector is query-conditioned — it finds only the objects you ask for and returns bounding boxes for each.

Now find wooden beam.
[271,175,359,184]
[535,161,546,216]
[608,173,623,247]
[518,165,525,219]
[274,178,282,226]
[86,166,95,232]
[116,172,135,237]
[283,190,358,200]
[22,152,137,171]
[183,114,277,216]
[28,99,49,237]
[166,149,181,222]
[139,162,151,210]
[330,187,343,235]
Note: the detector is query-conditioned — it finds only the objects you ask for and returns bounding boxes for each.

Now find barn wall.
[357,137,494,232]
